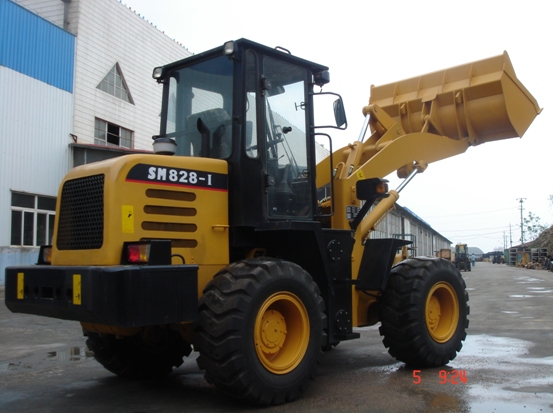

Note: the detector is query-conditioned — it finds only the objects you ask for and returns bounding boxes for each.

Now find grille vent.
[57,174,104,250]
[144,189,198,248]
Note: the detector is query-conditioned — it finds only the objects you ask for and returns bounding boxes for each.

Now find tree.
[522,211,547,243]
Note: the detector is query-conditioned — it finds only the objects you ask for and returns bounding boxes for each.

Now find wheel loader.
[455,243,472,271]
[5,39,541,405]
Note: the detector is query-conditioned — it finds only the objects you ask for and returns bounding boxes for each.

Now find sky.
[121,0,552,253]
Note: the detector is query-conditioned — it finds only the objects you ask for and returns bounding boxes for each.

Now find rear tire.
[195,258,325,405]
[379,257,469,368]
[86,327,191,379]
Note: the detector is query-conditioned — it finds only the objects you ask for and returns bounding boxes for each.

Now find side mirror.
[333,98,347,128]
[313,92,347,130]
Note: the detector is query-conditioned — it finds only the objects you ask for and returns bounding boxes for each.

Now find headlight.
[223,40,236,56]
[152,66,165,80]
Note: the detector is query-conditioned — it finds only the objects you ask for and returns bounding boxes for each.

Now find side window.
[245,50,258,158]
[263,57,312,219]
[166,77,177,134]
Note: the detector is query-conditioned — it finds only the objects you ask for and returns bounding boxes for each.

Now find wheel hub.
[425,282,459,343]
[426,296,441,330]
[254,292,309,374]
[258,309,287,354]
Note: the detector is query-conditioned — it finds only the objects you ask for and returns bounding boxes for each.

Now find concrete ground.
[1,262,552,413]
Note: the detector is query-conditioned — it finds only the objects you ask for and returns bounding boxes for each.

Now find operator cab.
[153,39,345,228]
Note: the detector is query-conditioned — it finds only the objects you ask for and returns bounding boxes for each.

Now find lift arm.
[317,51,541,236]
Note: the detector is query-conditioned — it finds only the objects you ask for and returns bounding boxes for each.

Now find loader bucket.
[369,52,541,145]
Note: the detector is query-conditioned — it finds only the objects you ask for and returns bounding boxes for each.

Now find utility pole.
[517,198,526,244]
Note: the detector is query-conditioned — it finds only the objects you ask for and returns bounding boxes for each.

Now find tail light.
[122,240,172,265]
[37,245,52,265]
[126,243,151,264]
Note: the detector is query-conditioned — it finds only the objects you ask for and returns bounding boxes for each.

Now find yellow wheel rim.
[425,282,459,343]
[254,292,310,374]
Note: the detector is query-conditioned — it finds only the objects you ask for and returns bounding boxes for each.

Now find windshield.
[164,55,233,158]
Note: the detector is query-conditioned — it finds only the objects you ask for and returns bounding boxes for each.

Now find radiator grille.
[57,174,104,250]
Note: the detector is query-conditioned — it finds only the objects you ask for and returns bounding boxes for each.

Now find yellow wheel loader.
[455,243,472,271]
[5,39,541,405]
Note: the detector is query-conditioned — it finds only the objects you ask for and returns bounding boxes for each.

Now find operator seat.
[182,108,231,158]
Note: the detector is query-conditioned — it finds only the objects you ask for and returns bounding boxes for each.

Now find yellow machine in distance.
[5,40,541,406]
[454,244,472,272]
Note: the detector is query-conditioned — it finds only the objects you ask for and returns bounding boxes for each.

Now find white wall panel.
[71,0,192,152]
[0,66,73,245]
[14,0,192,153]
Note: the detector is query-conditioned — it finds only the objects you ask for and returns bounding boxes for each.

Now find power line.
[439,225,509,233]
[424,207,517,219]
[450,230,507,238]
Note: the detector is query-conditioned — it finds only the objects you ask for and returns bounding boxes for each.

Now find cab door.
[261,56,313,220]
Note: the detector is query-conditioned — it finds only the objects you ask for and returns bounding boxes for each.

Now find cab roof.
[160,38,329,76]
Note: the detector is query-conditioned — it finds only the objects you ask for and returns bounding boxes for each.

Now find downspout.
[61,0,71,31]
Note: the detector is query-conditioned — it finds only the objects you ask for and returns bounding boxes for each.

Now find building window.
[94,118,133,148]
[97,63,134,104]
[11,192,56,247]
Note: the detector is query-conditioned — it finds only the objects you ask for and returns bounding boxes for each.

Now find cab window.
[165,55,233,159]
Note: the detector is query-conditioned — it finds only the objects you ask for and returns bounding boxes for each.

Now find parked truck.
[5,39,541,405]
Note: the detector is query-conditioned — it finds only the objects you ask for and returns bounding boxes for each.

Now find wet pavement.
[1,262,552,412]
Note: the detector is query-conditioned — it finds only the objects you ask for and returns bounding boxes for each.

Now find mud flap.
[356,238,411,291]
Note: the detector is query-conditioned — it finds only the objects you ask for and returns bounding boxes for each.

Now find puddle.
[508,295,535,298]
[450,335,553,412]
[0,347,94,373]
[514,276,544,284]
[501,311,519,314]
[455,335,553,366]
[47,347,94,362]
[453,335,529,359]
[356,362,403,374]
[469,400,547,412]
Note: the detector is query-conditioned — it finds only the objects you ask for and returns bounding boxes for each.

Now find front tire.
[195,258,325,405]
[379,257,469,367]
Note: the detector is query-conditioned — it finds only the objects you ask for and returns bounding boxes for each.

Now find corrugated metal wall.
[71,0,191,151]
[369,207,451,257]
[0,0,74,284]
[0,66,74,284]
[12,0,67,29]
[0,67,73,196]
[0,0,74,92]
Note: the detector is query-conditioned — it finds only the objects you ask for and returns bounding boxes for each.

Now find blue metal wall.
[0,0,75,92]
